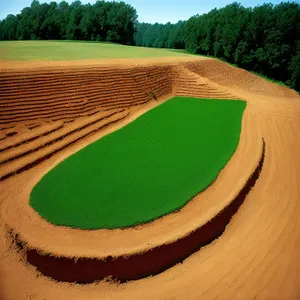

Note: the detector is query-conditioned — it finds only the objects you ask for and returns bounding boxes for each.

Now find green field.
[0,40,194,60]
[30,97,246,229]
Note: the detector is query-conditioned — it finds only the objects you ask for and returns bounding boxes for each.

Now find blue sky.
[0,0,297,23]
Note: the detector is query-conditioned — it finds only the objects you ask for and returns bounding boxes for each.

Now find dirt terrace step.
[0,110,129,181]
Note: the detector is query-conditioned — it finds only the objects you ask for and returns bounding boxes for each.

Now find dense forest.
[0,0,138,44]
[0,1,299,90]
[134,21,185,49]
[135,2,300,91]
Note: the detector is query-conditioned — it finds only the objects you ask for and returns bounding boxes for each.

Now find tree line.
[0,1,299,90]
[134,21,185,49]
[135,2,300,91]
[0,0,137,44]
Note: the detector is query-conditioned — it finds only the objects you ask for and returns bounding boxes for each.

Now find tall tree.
[0,1,299,90]
[0,0,138,45]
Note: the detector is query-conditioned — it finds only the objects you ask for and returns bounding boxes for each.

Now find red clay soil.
[0,65,173,126]
[184,60,298,98]
[0,60,242,128]
[0,61,241,181]
[8,140,265,283]
[1,57,300,300]
[0,111,129,181]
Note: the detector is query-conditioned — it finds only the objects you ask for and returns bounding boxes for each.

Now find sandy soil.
[0,56,300,299]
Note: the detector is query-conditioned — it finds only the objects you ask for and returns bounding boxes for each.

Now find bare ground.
[0,56,300,299]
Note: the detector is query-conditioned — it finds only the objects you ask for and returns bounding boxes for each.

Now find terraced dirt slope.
[184,59,298,98]
[173,65,238,99]
[1,57,300,300]
[0,66,165,125]
[0,59,238,183]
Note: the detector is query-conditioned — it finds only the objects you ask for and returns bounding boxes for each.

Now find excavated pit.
[4,58,297,298]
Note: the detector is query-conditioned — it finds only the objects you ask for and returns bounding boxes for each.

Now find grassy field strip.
[0,41,194,60]
[0,110,129,181]
[30,97,246,229]
[0,121,64,152]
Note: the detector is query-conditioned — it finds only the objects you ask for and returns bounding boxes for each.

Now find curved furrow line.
[0,68,172,88]
[0,103,141,125]
[0,78,139,92]
[1,88,151,108]
[0,122,64,153]
[0,96,148,118]
[0,110,122,165]
[0,111,129,181]
[0,77,148,93]
[0,84,146,104]
[0,71,136,81]
[0,99,145,124]
[0,84,140,100]
[0,89,148,109]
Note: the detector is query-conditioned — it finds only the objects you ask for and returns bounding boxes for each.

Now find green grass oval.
[30,97,246,229]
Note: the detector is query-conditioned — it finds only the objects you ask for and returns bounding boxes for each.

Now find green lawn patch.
[0,40,194,60]
[30,97,246,229]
